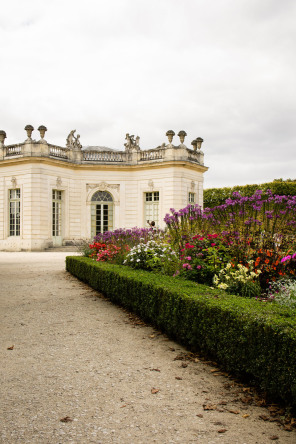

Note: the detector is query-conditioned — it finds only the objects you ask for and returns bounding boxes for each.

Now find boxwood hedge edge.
[66,256,296,406]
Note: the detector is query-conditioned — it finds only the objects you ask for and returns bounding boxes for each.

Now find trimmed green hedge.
[204,179,296,208]
[66,256,296,406]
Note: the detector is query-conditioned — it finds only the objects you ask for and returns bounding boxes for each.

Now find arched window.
[91,191,113,203]
[91,190,114,236]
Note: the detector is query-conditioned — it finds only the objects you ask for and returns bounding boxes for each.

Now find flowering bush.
[280,252,296,277]
[88,242,108,259]
[93,227,164,249]
[96,244,125,263]
[87,241,129,264]
[213,261,262,298]
[123,240,178,274]
[178,233,232,285]
[266,279,296,309]
[165,190,296,256]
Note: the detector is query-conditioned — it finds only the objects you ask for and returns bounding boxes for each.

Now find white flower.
[137,259,140,262]
[218,283,228,290]
[213,275,219,285]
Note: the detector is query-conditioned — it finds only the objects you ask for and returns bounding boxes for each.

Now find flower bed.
[83,190,296,308]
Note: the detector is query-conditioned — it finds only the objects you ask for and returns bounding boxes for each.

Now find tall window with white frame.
[144,191,159,226]
[91,191,114,237]
[188,192,195,204]
[9,189,21,236]
[52,190,62,238]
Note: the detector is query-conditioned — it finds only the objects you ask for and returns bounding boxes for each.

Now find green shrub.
[204,179,296,208]
[66,256,296,406]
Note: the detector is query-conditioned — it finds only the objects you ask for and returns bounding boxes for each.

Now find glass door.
[52,190,62,246]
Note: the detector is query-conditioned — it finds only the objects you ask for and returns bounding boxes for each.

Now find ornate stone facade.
[0,127,208,251]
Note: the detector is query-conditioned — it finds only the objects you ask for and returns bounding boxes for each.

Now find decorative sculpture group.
[66,130,82,149]
[124,133,140,151]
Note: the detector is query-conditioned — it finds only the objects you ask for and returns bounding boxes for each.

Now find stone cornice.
[0,156,209,173]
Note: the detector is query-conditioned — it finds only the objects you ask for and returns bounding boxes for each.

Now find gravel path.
[0,252,295,444]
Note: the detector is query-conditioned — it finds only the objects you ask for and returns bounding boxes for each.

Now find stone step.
[45,246,79,252]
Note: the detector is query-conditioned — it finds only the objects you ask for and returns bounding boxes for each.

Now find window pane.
[153,192,159,201]
[91,191,113,202]
[145,192,152,202]
[145,192,159,225]
[189,192,195,203]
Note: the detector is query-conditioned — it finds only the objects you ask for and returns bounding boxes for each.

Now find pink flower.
[196,265,202,270]
[281,255,291,263]
[211,243,216,247]
[183,263,189,268]
[185,256,192,261]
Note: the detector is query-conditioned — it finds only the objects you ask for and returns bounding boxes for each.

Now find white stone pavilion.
[0,126,208,251]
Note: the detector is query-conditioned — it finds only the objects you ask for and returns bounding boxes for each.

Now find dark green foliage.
[204,179,296,208]
[66,256,296,406]
[225,279,262,299]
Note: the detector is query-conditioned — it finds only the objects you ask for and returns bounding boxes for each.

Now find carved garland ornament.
[86,182,120,192]
[56,177,62,188]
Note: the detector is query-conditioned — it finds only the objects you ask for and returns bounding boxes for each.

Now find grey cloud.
[1,0,295,188]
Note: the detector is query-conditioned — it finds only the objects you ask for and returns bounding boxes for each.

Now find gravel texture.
[0,252,295,444]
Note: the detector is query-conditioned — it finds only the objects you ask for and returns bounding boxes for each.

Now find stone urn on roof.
[178,130,187,146]
[191,137,204,151]
[0,130,7,147]
[38,125,47,143]
[166,130,175,146]
[25,125,34,142]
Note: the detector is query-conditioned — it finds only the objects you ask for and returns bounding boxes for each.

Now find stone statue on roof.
[66,130,82,149]
[124,133,140,151]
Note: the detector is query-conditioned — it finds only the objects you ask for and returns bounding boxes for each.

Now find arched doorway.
[91,190,114,236]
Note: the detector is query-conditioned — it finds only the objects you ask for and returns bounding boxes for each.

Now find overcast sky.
[1,0,295,188]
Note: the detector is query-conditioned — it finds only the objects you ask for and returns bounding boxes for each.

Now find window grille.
[91,191,114,236]
[144,191,159,225]
[52,190,62,236]
[188,192,195,204]
[9,189,21,236]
